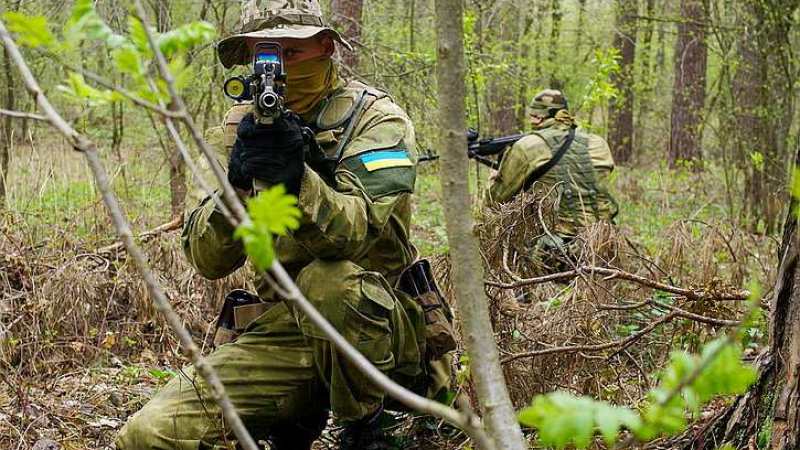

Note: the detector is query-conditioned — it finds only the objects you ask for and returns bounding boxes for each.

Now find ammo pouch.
[397,259,457,359]
[213,289,272,347]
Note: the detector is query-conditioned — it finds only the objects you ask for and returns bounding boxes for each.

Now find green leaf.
[156,21,215,58]
[247,184,302,235]
[57,72,120,107]
[113,46,144,76]
[595,403,641,447]
[128,16,152,57]
[234,185,301,270]
[3,12,56,48]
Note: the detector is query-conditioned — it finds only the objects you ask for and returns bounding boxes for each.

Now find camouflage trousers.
[116,259,439,450]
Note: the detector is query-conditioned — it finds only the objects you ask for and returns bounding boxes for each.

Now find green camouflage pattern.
[116,80,449,450]
[117,261,429,449]
[217,0,352,68]
[527,88,569,119]
[487,121,618,238]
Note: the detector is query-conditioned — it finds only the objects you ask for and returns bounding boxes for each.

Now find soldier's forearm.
[182,196,247,279]
[292,168,376,260]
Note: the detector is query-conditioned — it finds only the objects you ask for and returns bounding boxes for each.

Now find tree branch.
[487,265,750,301]
[0,108,46,121]
[0,19,262,450]
[501,311,679,364]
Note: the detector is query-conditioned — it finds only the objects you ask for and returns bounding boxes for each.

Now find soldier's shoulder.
[348,80,410,120]
[514,133,549,152]
[334,81,416,199]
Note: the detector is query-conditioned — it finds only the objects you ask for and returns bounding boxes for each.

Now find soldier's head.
[217,0,352,114]
[528,89,569,128]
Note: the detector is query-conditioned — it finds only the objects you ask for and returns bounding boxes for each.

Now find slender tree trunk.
[1,46,12,210]
[547,0,563,88]
[575,0,587,52]
[0,0,20,210]
[330,0,364,70]
[533,1,547,82]
[435,1,526,448]
[608,0,638,165]
[487,6,519,136]
[668,0,708,168]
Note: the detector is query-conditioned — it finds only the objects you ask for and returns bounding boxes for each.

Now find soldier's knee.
[115,411,153,450]
[295,259,396,343]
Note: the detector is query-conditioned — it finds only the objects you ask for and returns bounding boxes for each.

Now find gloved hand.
[227,113,306,196]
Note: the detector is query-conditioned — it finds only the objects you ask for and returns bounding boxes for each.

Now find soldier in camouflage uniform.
[116,1,449,449]
[487,89,618,245]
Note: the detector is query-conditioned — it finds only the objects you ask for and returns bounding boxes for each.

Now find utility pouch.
[213,289,271,347]
[397,259,457,359]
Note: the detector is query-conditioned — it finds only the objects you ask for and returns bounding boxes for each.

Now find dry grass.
[436,184,774,410]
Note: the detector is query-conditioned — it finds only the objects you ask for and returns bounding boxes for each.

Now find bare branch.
[0,108,46,121]
[487,265,750,301]
[96,216,184,256]
[501,311,679,364]
[0,18,262,450]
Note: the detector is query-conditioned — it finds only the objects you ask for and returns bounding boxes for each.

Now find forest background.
[0,0,798,449]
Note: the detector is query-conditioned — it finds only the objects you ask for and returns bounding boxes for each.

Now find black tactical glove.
[228,113,306,196]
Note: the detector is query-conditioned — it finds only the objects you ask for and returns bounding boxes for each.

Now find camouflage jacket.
[183,79,418,296]
[487,121,618,237]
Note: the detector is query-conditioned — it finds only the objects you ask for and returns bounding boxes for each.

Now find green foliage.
[234,185,302,271]
[518,392,641,448]
[57,73,122,106]
[5,0,215,110]
[157,22,216,58]
[3,12,56,48]
[750,151,765,173]
[518,338,757,449]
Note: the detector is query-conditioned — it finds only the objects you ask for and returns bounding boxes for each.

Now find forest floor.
[0,146,780,449]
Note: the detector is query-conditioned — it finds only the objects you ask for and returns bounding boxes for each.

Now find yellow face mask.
[285,56,337,116]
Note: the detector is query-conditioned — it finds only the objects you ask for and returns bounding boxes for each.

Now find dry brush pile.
[436,185,774,409]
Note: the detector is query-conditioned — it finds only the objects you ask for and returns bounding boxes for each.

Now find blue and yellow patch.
[360,150,413,172]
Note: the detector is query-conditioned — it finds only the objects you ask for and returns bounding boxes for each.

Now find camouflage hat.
[528,89,569,117]
[217,0,353,68]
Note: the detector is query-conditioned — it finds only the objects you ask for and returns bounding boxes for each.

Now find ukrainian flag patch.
[360,150,413,172]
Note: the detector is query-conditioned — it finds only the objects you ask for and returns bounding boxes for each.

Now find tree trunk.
[683,126,800,450]
[668,0,708,168]
[735,0,796,235]
[0,0,20,210]
[608,0,638,165]
[547,0,563,88]
[434,1,526,448]
[330,0,364,70]
[575,0,587,52]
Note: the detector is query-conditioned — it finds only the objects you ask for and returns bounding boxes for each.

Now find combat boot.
[339,407,389,450]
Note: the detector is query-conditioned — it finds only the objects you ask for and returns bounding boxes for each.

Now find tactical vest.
[531,127,619,235]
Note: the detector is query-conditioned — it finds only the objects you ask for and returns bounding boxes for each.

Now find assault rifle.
[222,42,286,123]
[418,129,529,169]
[221,41,334,183]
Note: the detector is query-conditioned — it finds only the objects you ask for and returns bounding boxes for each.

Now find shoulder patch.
[342,146,416,199]
[360,150,413,171]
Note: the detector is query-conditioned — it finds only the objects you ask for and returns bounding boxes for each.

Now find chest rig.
[532,127,617,228]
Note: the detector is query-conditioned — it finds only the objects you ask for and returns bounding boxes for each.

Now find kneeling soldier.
[116,1,452,449]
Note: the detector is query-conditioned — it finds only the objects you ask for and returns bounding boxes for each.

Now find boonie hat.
[217,0,353,68]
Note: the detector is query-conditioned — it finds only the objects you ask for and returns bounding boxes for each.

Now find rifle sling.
[523,127,576,191]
